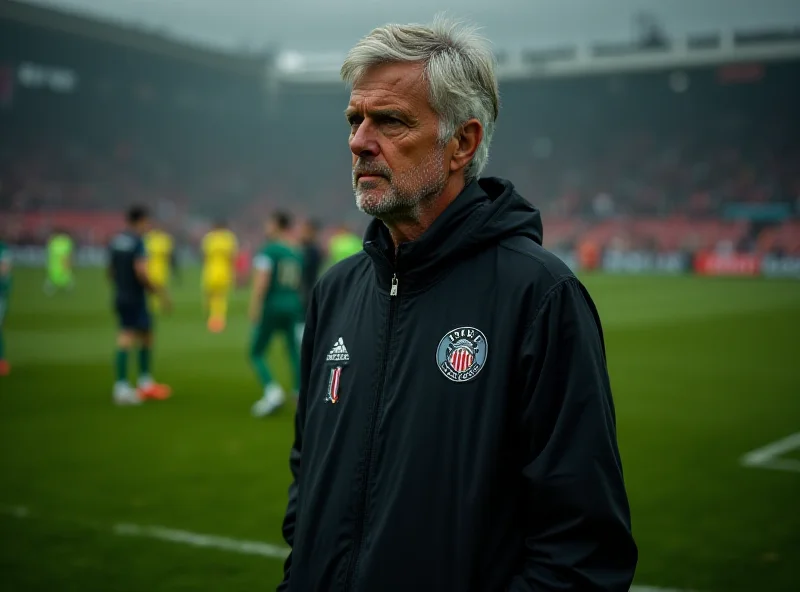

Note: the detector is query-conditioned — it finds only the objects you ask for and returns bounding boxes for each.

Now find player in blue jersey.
[107,206,172,405]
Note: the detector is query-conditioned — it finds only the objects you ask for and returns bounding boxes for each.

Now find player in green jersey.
[249,211,304,417]
[44,230,74,295]
[0,239,11,376]
[326,223,362,268]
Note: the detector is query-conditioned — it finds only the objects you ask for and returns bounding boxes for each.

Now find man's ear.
[449,119,483,174]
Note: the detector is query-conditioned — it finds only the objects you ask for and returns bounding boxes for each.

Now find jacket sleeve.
[276,289,318,591]
[508,278,637,591]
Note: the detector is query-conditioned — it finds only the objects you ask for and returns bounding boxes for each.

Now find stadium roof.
[8,0,800,84]
[1,0,269,77]
[274,27,800,83]
[19,0,800,54]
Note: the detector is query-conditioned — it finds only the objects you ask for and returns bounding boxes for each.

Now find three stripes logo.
[326,337,350,364]
[436,327,488,383]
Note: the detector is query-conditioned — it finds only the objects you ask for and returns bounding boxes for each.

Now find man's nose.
[349,121,380,158]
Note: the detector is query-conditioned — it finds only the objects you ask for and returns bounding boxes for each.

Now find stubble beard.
[353,146,447,224]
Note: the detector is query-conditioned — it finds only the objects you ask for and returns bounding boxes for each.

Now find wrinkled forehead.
[347,62,433,117]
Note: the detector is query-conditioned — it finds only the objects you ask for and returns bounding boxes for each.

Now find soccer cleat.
[138,380,172,401]
[0,360,9,376]
[251,384,285,418]
[113,383,142,406]
[208,317,225,333]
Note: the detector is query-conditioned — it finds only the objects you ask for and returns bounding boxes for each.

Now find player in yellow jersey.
[145,227,174,314]
[202,220,238,333]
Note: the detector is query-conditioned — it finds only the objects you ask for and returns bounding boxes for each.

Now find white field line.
[2,505,689,591]
[0,504,288,560]
[113,523,289,559]
[740,432,800,474]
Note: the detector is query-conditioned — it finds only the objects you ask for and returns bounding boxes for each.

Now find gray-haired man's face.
[346,62,449,222]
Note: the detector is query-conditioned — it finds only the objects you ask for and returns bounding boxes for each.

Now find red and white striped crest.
[437,327,488,383]
[449,347,475,373]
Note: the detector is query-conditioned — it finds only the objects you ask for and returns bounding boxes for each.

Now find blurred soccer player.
[201,220,238,333]
[296,219,322,347]
[108,206,172,405]
[145,225,173,314]
[44,229,74,295]
[326,223,362,268]
[299,219,322,312]
[235,241,252,289]
[0,237,12,376]
[249,211,303,417]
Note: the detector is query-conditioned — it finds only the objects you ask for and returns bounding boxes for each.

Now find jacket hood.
[364,177,542,287]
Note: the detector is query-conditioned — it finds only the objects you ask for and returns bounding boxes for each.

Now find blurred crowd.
[527,117,800,220]
[518,112,800,254]
[1,65,799,256]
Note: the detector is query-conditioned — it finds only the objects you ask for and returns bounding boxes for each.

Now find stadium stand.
[1,1,798,266]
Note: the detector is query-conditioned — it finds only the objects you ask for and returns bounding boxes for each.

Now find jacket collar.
[363,180,491,295]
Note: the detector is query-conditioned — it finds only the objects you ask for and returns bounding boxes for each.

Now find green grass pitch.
[1,268,798,591]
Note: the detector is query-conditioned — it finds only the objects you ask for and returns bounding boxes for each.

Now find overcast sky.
[22,0,800,53]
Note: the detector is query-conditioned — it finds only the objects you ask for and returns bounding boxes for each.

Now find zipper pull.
[390,274,398,297]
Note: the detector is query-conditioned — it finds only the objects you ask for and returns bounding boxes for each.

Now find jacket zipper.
[344,273,399,591]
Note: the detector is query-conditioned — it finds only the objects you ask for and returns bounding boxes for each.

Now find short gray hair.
[341,16,500,182]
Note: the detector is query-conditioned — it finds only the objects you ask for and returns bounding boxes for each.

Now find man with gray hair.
[278,17,637,592]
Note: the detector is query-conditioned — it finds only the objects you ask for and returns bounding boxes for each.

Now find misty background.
[25,0,800,52]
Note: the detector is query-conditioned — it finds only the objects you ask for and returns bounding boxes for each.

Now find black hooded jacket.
[278,178,637,592]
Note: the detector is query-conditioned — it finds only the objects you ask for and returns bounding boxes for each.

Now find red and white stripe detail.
[329,367,342,404]
[449,348,474,373]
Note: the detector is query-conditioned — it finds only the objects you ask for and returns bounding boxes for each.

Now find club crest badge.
[436,327,488,383]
